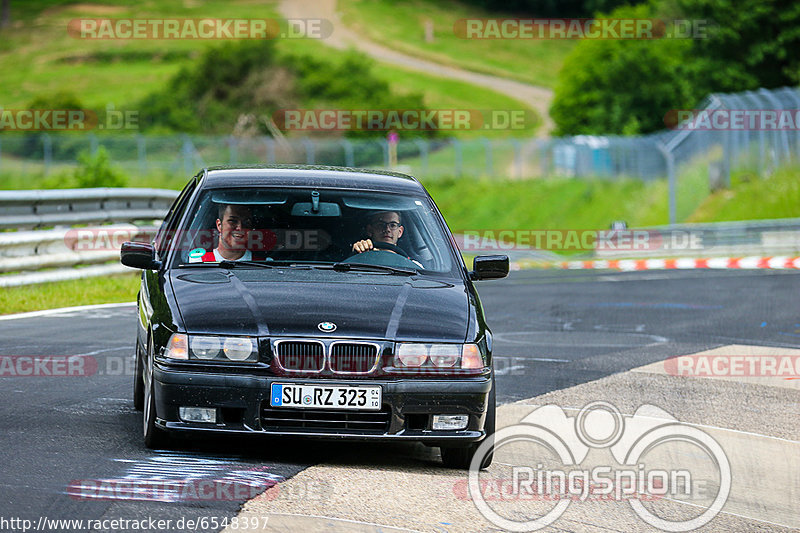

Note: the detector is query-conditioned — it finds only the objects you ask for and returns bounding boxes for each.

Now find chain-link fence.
[1,86,798,223]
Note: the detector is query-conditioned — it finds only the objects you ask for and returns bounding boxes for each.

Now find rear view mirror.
[470,255,509,281]
[291,202,341,217]
[121,242,161,270]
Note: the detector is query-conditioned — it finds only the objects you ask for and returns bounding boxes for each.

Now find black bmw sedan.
[121,166,508,469]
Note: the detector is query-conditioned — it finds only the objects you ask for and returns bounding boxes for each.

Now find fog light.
[179,407,216,423]
[432,414,469,430]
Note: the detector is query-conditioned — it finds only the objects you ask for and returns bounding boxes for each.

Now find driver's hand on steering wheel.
[351,239,375,253]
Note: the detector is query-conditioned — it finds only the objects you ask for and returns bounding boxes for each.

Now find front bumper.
[153,364,492,444]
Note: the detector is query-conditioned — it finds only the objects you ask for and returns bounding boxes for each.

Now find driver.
[189,203,266,262]
[351,211,422,267]
[351,211,404,254]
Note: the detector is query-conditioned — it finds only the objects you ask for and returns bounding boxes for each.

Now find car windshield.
[170,187,460,275]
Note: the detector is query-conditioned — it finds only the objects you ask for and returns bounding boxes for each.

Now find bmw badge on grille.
[317,321,337,332]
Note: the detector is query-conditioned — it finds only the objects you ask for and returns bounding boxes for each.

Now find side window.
[155,177,197,257]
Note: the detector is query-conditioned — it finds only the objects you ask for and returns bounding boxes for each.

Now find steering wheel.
[372,240,409,257]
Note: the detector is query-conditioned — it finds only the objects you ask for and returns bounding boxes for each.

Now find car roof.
[200,165,426,194]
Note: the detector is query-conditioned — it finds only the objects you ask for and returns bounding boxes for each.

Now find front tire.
[143,338,169,449]
[441,377,496,469]
[133,341,144,411]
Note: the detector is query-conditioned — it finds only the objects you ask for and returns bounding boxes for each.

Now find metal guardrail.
[0,188,177,229]
[594,218,800,258]
[0,188,176,287]
[1,187,800,287]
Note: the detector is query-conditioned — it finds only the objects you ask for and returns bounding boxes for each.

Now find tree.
[550,4,697,135]
[1,0,10,29]
[674,0,800,92]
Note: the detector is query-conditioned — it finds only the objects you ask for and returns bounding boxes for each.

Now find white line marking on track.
[0,302,136,322]
[658,495,799,530]
[522,404,800,444]
[258,512,425,532]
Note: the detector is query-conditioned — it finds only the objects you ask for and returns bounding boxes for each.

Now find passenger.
[189,203,263,262]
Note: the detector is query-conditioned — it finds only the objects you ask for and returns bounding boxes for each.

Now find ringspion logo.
[468,402,730,531]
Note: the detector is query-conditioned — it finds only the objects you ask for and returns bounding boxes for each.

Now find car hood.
[169,269,469,341]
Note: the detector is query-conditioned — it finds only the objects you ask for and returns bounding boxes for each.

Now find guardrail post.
[302,138,315,165]
[540,140,549,176]
[263,137,276,164]
[42,133,52,175]
[512,139,522,179]
[380,139,390,167]
[482,137,492,177]
[137,134,147,174]
[228,136,238,164]
[453,139,463,177]
[656,141,677,225]
[722,130,732,187]
[413,139,428,176]
[181,135,193,175]
[340,139,354,167]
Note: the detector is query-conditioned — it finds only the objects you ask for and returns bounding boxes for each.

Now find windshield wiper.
[218,260,278,269]
[331,262,417,276]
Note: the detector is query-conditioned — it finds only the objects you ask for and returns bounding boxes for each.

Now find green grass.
[0,273,139,315]
[0,1,261,109]
[688,166,800,222]
[274,32,540,138]
[0,0,539,138]
[424,175,669,233]
[7,165,800,313]
[338,0,575,88]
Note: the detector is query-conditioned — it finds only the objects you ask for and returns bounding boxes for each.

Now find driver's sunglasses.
[370,221,401,230]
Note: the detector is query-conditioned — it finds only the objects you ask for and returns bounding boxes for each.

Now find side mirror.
[470,255,509,281]
[121,242,161,270]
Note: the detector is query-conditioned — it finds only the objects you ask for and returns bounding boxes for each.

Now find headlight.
[164,334,257,362]
[190,336,221,359]
[396,343,428,367]
[429,344,460,367]
[223,337,255,361]
[394,343,484,370]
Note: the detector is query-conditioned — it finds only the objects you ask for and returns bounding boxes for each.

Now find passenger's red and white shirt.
[188,248,253,263]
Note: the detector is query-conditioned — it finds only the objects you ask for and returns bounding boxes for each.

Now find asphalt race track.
[0,269,798,532]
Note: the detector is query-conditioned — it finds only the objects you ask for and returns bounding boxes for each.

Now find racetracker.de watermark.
[272,109,532,131]
[0,356,97,377]
[67,18,332,39]
[65,228,331,252]
[456,229,703,252]
[665,109,800,130]
[664,354,800,378]
[467,401,731,531]
[0,105,138,131]
[68,476,329,503]
[453,18,709,39]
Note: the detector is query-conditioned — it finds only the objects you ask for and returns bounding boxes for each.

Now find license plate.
[270,383,382,410]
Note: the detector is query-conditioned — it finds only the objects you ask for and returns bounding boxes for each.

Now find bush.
[459,0,636,17]
[137,41,430,139]
[550,4,697,135]
[674,0,800,93]
[71,147,127,188]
